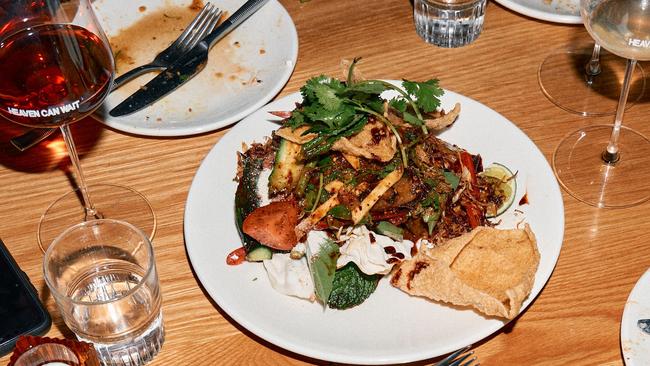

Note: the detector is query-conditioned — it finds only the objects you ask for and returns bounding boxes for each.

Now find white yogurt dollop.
[338,226,414,275]
[262,226,414,300]
[263,253,314,301]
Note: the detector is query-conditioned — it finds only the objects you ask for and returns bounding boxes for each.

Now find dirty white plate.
[184,82,565,364]
[493,0,581,24]
[621,268,650,366]
[93,0,297,136]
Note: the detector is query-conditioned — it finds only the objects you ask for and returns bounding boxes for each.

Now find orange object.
[8,336,99,366]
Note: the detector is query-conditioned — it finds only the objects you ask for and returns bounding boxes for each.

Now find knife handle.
[204,0,270,48]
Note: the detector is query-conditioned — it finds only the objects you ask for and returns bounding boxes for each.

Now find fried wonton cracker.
[391,224,539,319]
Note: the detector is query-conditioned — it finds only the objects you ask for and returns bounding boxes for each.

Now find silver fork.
[113,2,222,89]
[435,345,479,366]
[9,3,223,152]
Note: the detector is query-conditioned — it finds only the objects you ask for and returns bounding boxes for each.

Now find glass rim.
[43,218,156,306]
[0,0,86,44]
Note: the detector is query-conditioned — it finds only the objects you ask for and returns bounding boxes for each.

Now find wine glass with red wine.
[0,0,156,251]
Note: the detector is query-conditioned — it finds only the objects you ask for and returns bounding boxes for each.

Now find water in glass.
[44,219,164,366]
[67,260,164,366]
[414,0,486,48]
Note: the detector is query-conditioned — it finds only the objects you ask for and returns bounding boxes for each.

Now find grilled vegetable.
[269,138,305,195]
[243,200,300,251]
[234,153,272,261]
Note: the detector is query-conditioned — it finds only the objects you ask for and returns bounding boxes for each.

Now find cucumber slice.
[246,246,273,262]
[269,138,305,195]
[480,163,517,217]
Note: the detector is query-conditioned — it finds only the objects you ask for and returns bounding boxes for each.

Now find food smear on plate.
[109,4,209,74]
[105,4,259,121]
[231,59,538,316]
[542,0,579,14]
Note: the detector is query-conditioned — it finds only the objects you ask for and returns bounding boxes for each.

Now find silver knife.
[109,0,269,117]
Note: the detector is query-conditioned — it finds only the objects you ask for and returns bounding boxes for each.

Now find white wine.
[583,0,650,60]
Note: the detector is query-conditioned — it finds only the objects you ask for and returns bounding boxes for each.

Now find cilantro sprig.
[285,58,444,167]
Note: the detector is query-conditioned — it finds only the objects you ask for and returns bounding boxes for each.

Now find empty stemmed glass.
[0,0,156,250]
[553,0,650,208]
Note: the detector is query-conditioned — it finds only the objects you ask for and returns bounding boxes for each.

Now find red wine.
[0,24,114,128]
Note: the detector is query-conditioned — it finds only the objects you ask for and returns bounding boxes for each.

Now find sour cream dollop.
[263,253,314,301]
[338,226,414,275]
[262,227,414,300]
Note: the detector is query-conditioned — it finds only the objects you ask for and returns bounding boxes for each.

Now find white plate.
[92,0,298,136]
[622,268,650,365]
[493,0,581,24]
[184,84,565,364]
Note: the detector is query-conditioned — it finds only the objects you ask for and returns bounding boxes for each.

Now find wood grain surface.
[2,0,649,365]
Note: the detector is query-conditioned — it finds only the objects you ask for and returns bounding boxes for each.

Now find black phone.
[0,238,51,356]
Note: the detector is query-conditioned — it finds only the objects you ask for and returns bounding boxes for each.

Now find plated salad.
[228,60,519,310]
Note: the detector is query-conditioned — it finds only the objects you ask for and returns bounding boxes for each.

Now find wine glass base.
[553,125,650,208]
[38,183,156,252]
[538,46,645,116]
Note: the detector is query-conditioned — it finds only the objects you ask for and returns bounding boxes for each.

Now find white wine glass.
[0,0,156,250]
[553,0,650,207]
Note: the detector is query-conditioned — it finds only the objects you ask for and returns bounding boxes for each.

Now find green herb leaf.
[422,207,441,235]
[389,98,407,113]
[402,111,424,126]
[328,263,380,309]
[282,62,444,160]
[313,83,343,111]
[328,204,352,220]
[311,239,340,304]
[375,221,404,241]
[402,79,443,113]
[443,171,460,189]
[347,80,388,94]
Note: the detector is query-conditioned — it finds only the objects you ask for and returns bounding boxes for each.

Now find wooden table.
[2,0,650,365]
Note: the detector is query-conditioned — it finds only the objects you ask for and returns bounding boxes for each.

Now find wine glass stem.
[59,124,101,220]
[586,43,602,79]
[602,58,637,164]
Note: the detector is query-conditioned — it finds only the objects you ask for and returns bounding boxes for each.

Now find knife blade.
[109,0,269,117]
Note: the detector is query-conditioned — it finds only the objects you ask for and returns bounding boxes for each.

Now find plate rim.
[621,267,650,366]
[183,85,565,364]
[493,0,582,24]
[94,0,299,137]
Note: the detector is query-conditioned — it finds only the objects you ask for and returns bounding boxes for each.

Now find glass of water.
[43,219,164,366]
[413,0,486,48]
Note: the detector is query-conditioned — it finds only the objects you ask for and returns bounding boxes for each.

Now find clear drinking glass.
[553,0,650,208]
[413,0,486,48]
[0,0,156,252]
[43,219,164,366]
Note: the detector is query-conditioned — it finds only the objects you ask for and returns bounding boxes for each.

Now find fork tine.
[435,345,472,366]
[448,352,476,366]
[171,3,214,48]
[203,9,223,36]
[183,7,222,49]
[442,345,471,364]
